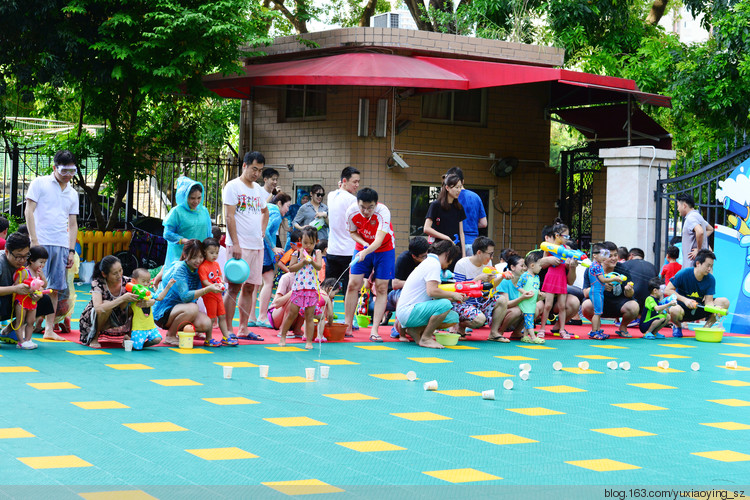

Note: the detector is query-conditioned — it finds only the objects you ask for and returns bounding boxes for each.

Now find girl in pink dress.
[539,220,572,339]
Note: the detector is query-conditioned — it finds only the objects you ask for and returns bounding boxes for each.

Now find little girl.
[13,246,49,350]
[278,226,323,349]
[312,278,338,343]
[539,219,571,339]
[128,268,175,350]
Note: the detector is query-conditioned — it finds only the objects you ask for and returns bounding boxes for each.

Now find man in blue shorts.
[395,240,464,349]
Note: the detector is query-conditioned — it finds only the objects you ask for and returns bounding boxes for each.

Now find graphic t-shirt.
[670,268,716,302]
[222,177,267,249]
[515,271,539,314]
[345,203,394,252]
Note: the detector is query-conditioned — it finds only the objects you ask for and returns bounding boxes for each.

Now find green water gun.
[701,304,728,316]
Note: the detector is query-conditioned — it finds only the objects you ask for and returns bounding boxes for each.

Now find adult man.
[385,236,429,336]
[666,249,729,337]
[677,193,713,268]
[0,233,55,345]
[25,149,78,341]
[581,241,640,337]
[395,240,463,349]
[622,247,657,308]
[343,188,395,341]
[451,236,509,341]
[326,167,360,293]
[222,151,269,341]
[261,167,279,202]
[445,167,487,255]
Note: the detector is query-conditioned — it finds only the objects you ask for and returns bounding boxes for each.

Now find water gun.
[723,197,750,236]
[439,281,492,297]
[700,304,728,316]
[125,282,152,300]
[351,245,368,265]
[356,283,370,316]
[658,294,677,306]
[28,277,52,299]
[540,242,592,267]
[310,218,326,231]
[603,272,627,283]
[482,267,514,280]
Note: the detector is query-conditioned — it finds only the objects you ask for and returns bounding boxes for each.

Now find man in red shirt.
[343,188,395,342]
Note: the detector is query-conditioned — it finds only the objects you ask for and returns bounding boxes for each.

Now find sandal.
[616,330,632,338]
[559,330,571,340]
[521,334,533,343]
[643,333,655,340]
[532,336,545,344]
[369,333,383,343]
[221,337,239,346]
[206,338,222,347]
[588,330,609,340]
[488,335,510,343]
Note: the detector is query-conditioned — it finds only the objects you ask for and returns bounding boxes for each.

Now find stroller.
[114,217,168,277]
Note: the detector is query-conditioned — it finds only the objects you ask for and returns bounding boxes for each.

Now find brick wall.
[251,84,558,256]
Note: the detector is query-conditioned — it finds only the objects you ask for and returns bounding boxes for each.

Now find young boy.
[588,243,622,340]
[516,250,544,344]
[639,277,671,339]
[198,238,235,346]
[660,245,682,285]
[129,269,175,350]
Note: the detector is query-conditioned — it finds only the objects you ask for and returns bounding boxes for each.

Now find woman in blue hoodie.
[162,176,213,273]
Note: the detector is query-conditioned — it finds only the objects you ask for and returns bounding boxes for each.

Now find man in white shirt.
[25,150,79,341]
[222,151,269,341]
[326,166,360,297]
[395,240,464,349]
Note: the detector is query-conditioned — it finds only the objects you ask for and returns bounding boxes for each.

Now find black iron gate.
[560,146,603,251]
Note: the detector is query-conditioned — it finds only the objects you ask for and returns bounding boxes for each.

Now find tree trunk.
[359,0,379,27]
[403,0,434,31]
[647,0,669,25]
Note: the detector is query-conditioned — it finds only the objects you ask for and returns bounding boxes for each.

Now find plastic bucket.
[435,332,460,346]
[177,332,195,349]
[224,258,250,284]
[324,323,348,341]
[355,314,371,328]
[694,327,724,343]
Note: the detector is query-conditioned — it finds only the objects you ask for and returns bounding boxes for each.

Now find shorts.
[676,301,711,321]
[326,254,352,291]
[291,289,318,309]
[226,246,263,285]
[155,307,174,329]
[202,292,225,318]
[452,297,498,324]
[42,245,69,291]
[639,314,669,333]
[262,264,275,274]
[590,289,604,316]
[131,327,162,350]
[351,248,395,281]
[602,297,633,319]
[523,313,535,330]
[267,307,278,329]
[397,299,459,328]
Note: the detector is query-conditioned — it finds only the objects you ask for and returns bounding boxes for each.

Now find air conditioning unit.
[371,11,417,30]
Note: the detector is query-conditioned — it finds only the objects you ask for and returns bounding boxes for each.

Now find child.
[314,278,339,341]
[515,250,544,344]
[129,268,175,350]
[278,226,323,349]
[539,220,573,339]
[12,246,49,349]
[315,239,328,282]
[639,277,672,339]
[198,238,234,346]
[587,243,621,340]
[660,245,682,285]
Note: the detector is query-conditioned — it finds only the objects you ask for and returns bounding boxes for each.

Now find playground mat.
[1,284,749,499]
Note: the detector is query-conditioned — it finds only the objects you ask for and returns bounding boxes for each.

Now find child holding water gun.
[539,219,572,339]
[639,277,671,339]
[128,268,176,350]
[198,238,235,347]
[516,251,544,344]
[278,227,323,349]
[587,243,622,340]
[12,246,50,350]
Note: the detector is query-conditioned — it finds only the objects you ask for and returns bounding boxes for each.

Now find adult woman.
[255,192,292,328]
[162,176,213,273]
[423,173,466,258]
[153,239,222,345]
[293,184,328,240]
[79,255,140,348]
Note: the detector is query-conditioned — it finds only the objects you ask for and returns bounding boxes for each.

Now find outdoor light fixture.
[391,152,410,169]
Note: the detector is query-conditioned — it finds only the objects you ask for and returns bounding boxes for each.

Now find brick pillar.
[599,146,676,262]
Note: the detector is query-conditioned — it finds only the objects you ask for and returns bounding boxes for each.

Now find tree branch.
[403,0,434,31]
[647,0,669,25]
[271,0,308,33]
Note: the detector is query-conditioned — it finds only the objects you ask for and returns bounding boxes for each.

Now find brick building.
[204,28,670,254]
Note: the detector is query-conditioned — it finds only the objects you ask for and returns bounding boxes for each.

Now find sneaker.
[390,327,399,339]
[18,340,38,350]
[627,318,640,328]
[671,325,683,338]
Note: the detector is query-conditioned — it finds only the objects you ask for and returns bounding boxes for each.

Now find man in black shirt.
[386,237,428,336]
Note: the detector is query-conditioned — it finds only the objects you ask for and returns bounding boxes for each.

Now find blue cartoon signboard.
[714,158,750,334]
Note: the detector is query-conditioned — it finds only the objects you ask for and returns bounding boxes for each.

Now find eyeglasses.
[57,165,77,175]
[314,192,324,197]
[10,251,31,260]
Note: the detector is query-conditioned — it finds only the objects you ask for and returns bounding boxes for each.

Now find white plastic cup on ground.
[123,340,133,352]
[320,365,330,379]
[406,370,417,382]
[619,361,631,371]
[482,389,495,400]
[259,365,269,378]
[423,380,438,391]
[657,360,670,370]
[553,361,563,371]
[578,361,589,371]
[519,363,531,372]
[691,362,700,371]
[223,365,233,379]
[607,361,618,370]
[503,379,514,390]
[519,370,530,381]
[726,360,738,369]
[305,367,315,381]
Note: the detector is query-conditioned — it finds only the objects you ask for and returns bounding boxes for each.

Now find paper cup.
[519,363,531,372]
[305,367,315,381]
[519,370,529,381]
[423,380,438,391]
[619,361,631,371]
[691,362,700,371]
[607,361,618,370]
[503,379,514,390]
[482,389,495,400]
[123,340,133,352]
[320,365,330,379]
[259,365,269,378]
[223,365,233,379]
[657,360,670,369]
[552,361,563,371]
[406,370,417,381]
[578,361,589,371]
[726,360,738,369]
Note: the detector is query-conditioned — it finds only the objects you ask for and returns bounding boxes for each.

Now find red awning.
[204,52,671,108]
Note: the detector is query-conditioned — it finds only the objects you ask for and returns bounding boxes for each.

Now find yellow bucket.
[177,332,195,349]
